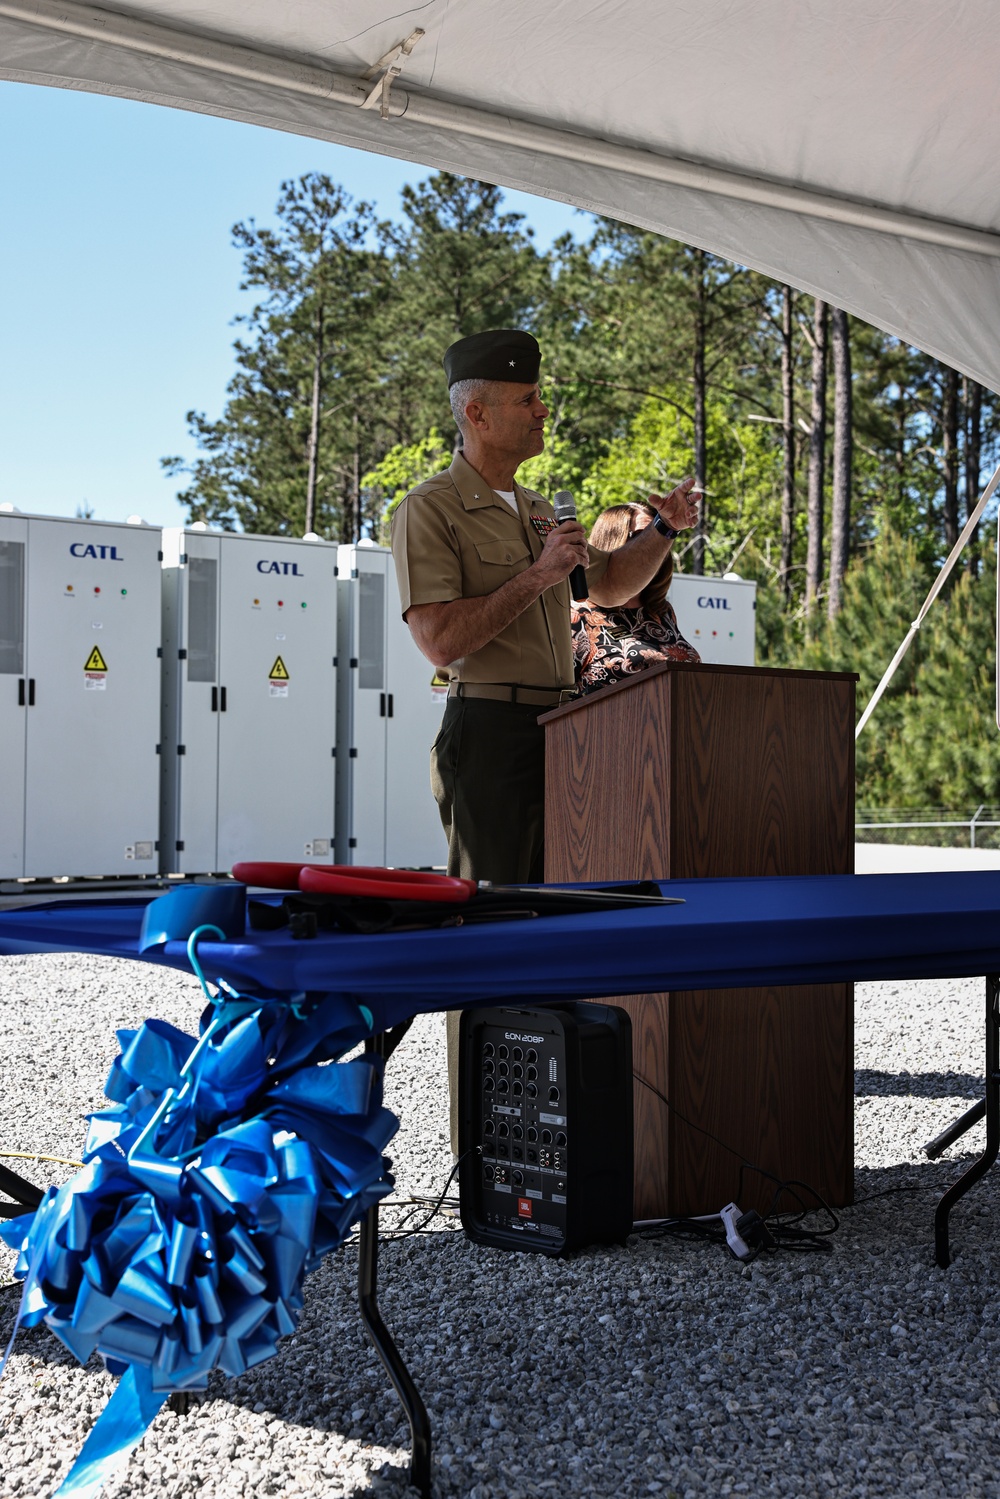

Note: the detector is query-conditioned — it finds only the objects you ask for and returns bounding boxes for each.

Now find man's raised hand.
[648,476,702,532]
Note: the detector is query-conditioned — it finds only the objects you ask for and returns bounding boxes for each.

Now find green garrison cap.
[443,329,541,387]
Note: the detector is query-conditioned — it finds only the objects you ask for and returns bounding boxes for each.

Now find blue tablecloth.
[3,871,1000,1030]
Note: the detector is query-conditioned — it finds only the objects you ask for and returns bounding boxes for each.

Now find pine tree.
[162,175,390,537]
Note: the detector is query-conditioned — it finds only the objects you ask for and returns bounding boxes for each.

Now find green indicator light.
[121,588,127,596]
[301,601,307,608]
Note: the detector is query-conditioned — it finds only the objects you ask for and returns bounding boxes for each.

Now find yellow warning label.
[84,646,108,672]
[269,656,289,681]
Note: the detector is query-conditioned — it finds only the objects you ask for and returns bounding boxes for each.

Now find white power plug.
[718,1201,754,1261]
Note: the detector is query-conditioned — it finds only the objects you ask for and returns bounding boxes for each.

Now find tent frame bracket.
[360,28,425,120]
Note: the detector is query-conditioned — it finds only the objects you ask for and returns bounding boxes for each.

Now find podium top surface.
[538,659,859,723]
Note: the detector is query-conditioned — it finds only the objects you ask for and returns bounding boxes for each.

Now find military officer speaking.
[391,328,700,885]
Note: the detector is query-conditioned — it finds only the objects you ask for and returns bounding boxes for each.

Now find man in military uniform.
[391,328,700,885]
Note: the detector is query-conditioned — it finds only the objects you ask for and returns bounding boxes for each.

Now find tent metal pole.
[855,459,1000,739]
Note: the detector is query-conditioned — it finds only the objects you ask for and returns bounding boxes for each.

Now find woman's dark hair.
[589,502,673,611]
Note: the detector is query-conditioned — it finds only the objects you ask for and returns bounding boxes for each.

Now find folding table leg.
[358,1203,432,1497]
[0,1160,44,1216]
[924,1099,986,1160]
[935,975,1000,1268]
[357,1024,432,1497]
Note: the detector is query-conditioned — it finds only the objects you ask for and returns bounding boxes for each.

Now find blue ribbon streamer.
[53,1365,167,1499]
[0,902,398,1497]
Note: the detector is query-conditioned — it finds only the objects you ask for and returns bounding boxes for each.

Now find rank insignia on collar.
[529,513,559,541]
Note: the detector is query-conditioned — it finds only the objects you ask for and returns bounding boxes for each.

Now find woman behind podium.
[571,502,701,695]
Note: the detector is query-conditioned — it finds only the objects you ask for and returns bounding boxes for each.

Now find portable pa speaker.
[458,1003,633,1255]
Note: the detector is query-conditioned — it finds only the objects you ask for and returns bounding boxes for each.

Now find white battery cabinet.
[336,543,448,868]
[667,573,757,666]
[0,513,161,878]
[160,528,339,874]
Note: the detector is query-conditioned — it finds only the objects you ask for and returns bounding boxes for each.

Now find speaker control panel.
[475,1014,569,1244]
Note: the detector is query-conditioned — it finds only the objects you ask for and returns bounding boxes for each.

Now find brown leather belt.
[448,682,577,707]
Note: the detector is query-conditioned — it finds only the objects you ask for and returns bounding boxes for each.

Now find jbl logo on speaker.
[458,1003,633,1255]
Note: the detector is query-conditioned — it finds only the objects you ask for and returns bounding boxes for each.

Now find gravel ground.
[2,955,1000,1499]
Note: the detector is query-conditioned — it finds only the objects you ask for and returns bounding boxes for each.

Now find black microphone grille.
[553,490,577,522]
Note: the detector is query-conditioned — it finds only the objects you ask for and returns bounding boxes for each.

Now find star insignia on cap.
[509,359,516,367]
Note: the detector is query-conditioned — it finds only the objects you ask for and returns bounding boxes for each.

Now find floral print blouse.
[571,599,701,695]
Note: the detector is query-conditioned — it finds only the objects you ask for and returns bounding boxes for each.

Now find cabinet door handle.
[28,679,35,706]
[211,686,218,712]
[387,694,394,718]
[379,692,386,718]
[18,678,24,706]
[220,686,227,712]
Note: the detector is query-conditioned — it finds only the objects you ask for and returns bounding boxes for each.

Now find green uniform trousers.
[431,694,547,1151]
[430,695,546,884]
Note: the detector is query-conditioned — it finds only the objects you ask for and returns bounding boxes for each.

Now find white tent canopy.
[3,0,999,391]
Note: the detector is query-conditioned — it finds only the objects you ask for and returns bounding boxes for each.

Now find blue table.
[3,869,999,1262]
[4,870,1000,1016]
[3,870,1000,1496]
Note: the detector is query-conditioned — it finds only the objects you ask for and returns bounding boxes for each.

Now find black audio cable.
[372,1146,481,1243]
[632,1071,838,1257]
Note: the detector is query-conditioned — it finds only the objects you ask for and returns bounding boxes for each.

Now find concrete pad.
[856,841,1000,873]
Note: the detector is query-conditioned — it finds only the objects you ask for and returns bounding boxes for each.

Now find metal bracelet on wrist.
[652,512,682,540]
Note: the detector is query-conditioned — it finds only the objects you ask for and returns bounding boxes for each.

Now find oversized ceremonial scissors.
[231,862,475,903]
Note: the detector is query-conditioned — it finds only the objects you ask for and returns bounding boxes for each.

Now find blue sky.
[0,83,593,528]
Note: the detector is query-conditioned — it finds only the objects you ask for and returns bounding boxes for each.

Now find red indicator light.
[94,587,101,594]
[277,600,284,607]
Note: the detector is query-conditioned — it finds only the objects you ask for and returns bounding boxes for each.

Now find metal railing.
[856,805,1000,850]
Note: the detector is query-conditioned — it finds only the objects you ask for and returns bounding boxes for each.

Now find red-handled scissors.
[232,861,475,904]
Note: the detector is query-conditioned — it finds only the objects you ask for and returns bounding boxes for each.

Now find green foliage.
[880,549,1000,808]
[515,420,588,500]
[162,176,392,537]
[361,428,452,541]
[785,527,1000,806]
[387,174,546,347]
[537,228,772,484]
[577,392,694,525]
[164,172,545,540]
[575,392,783,569]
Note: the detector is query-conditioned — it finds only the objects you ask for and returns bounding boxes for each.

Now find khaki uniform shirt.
[391,453,610,689]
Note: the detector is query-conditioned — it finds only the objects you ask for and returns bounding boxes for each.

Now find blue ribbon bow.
[1,929,398,1498]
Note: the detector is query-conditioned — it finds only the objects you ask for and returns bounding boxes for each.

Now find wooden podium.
[540,661,857,1218]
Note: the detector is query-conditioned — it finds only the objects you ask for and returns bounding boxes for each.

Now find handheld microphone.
[553,490,589,602]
